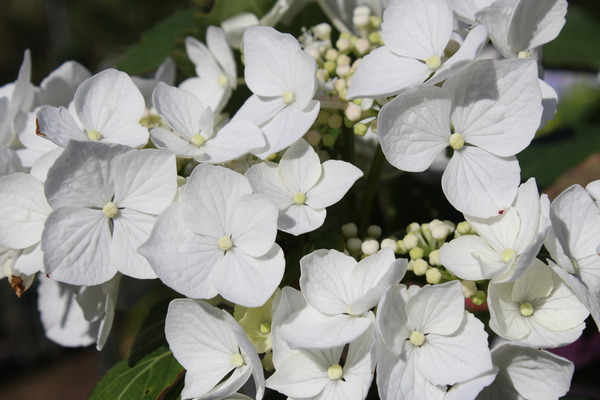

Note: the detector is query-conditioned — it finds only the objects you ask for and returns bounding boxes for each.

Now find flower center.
[327,364,343,380]
[517,51,531,59]
[520,302,534,317]
[282,90,296,104]
[501,248,516,263]
[191,134,206,147]
[87,129,102,141]
[216,74,228,87]
[293,192,306,204]
[218,236,233,251]
[230,353,245,368]
[425,55,441,71]
[259,322,271,334]
[409,330,426,347]
[102,202,119,218]
[449,133,465,150]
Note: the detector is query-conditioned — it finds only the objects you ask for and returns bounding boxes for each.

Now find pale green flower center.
[216,74,228,88]
[191,134,206,147]
[426,55,441,71]
[218,236,233,251]
[327,364,343,380]
[449,133,465,150]
[501,248,516,263]
[102,202,119,218]
[293,192,306,204]
[282,90,296,104]
[517,51,531,59]
[259,322,271,334]
[230,353,245,368]
[409,330,426,347]
[87,129,102,141]
[520,302,534,317]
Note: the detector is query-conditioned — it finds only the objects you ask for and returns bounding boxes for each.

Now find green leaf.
[89,300,185,400]
[117,9,196,75]
[194,0,277,28]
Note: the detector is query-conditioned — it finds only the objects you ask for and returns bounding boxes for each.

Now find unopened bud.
[305,46,321,60]
[324,60,337,75]
[338,54,351,66]
[305,130,322,146]
[336,38,352,52]
[428,249,441,266]
[345,102,362,121]
[353,6,371,28]
[354,123,368,136]
[413,259,429,276]
[314,23,332,40]
[403,233,418,250]
[361,239,379,255]
[407,223,421,233]
[381,238,398,252]
[322,133,336,147]
[461,281,478,298]
[367,225,382,239]
[426,268,442,284]
[368,32,382,45]
[334,78,347,93]
[355,38,370,56]
[409,247,424,260]
[325,48,339,61]
[430,219,450,240]
[336,64,351,77]
[370,16,381,30]
[342,222,358,238]
[456,221,471,236]
[328,114,343,129]
[396,240,407,254]
[346,237,362,253]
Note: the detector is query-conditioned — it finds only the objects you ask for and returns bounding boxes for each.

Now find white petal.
[207,26,237,87]
[112,149,176,214]
[254,100,320,160]
[476,2,515,58]
[279,204,326,236]
[266,353,330,398]
[233,94,287,127]
[245,162,294,210]
[378,86,450,172]
[443,368,497,400]
[178,76,230,115]
[418,312,492,385]
[346,47,432,99]
[201,120,265,164]
[300,249,356,314]
[212,244,285,307]
[440,236,507,281]
[36,105,86,147]
[442,147,520,218]
[150,126,200,157]
[539,78,558,129]
[0,173,51,249]
[138,204,220,299]
[152,82,206,138]
[230,194,278,257]
[42,207,116,285]
[382,0,453,60]
[508,0,567,52]
[377,284,411,354]
[74,69,145,135]
[279,139,322,194]
[447,59,542,157]
[35,60,91,107]
[406,281,465,335]
[305,159,363,209]
[111,210,157,279]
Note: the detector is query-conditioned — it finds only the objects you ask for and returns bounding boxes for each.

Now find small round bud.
[305,46,321,60]
[409,247,424,260]
[354,123,368,136]
[328,114,343,129]
[407,222,421,233]
[338,54,351,66]
[322,133,336,147]
[396,240,407,254]
[345,102,362,121]
[336,38,351,52]
[426,267,442,284]
[368,32,382,45]
[367,225,382,239]
[346,237,362,253]
[316,68,328,83]
[381,238,398,253]
[361,239,379,255]
[334,78,347,93]
[355,38,370,56]
[413,259,429,276]
[428,249,441,266]
[456,221,471,235]
[461,280,478,298]
[305,130,322,146]
[449,133,465,150]
[472,290,487,306]
[342,222,358,238]
[328,364,344,380]
[430,219,450,240]
[324,60,337,75]
[353,6,371,28]
[403,233,419,250]
[316,111,331,126]
[325,48,339,61]
[314,23,332,40]
[369,16,381,29]
[336,64,351,77]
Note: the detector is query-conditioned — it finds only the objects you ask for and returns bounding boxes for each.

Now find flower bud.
[325,48,339,61]
[328,114,343,129]
[403,233,418,250]
[314,23,332,40]
[336,38,352,52]
[409,247,424,260]
[346,237,362,253]
[354,123,368,136]
[425,267,442,284]
[342,222,358,238]
[345,102,362,121]
[353,6,371,28]
[366,225,381,239]
[355,38,370,56]
[428,249,441,266]
[322,133,336,147]
[361,239,379,255]
[305,130,322,146]
[456,221,471,236]
[413,259,429,276]
[381,238,398,253]
[334,78,347,93]
[461,280,478,298]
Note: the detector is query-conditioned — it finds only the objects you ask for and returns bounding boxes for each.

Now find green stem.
[359,144,385,233]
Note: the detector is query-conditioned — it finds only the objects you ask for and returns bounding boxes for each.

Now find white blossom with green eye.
[245,139,363,236]
[488,258,588,348]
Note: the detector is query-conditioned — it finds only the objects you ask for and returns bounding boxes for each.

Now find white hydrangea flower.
[477,343,573,400]
[36,69,149,148]
[378,58,542,217]
[42,141,177,285]
[179,26,236,115]
[165,299,265,400]
[233,26,320,159]
[376,281,493,400]
[245,138,363,235]
[346,0,488,99]
[131,58,175,109]
[266,325,377,400]
[449,0,494,25]
[34,60,91,108]
[150,82,264,163]
[545,183,600,329]
[139,164,285,308]
[279,248,406,349]
[488,258,589,348]
[440,178,549,281]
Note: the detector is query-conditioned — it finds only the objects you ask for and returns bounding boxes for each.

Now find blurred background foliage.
[0,0,600,398]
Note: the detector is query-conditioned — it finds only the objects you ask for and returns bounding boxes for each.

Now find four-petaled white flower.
[246,138,363,235]
[233,26,320,159]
